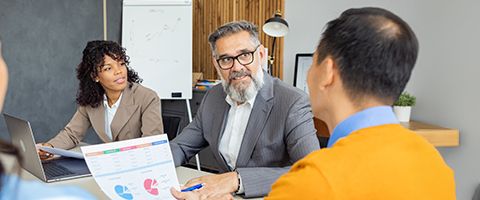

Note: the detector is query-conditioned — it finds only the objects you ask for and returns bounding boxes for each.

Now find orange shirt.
[266,124,455,200]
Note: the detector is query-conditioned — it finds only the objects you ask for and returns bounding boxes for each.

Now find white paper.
[38,146,84,159]
[81,134,179,200]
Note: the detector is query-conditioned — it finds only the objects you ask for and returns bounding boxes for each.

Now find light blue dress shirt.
[0,175,96,200]
[327,106,399,148]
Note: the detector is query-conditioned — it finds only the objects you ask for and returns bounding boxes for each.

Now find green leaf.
[393,92,416,106]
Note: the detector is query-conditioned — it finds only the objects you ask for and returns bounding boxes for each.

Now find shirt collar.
[327,106,399,147]
[103,93,123,108]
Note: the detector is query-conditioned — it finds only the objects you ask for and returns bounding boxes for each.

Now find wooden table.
[19,166,260,199]
[8,144,262,199]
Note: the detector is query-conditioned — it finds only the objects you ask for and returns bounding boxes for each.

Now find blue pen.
[181,183,204,192]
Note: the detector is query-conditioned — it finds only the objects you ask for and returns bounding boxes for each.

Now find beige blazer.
[48,83,164,149]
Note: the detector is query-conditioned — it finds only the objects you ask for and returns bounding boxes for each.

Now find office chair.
[162,115,182,141]
[318,136,329,148]
[162,115,204,171]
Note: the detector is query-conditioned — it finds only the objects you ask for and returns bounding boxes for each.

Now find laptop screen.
[3,113,47,181]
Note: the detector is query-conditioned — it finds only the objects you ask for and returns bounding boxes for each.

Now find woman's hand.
[36,143,55,160]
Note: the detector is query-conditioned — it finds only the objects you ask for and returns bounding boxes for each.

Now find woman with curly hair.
[38,40,163,158]
[0,39,95,199]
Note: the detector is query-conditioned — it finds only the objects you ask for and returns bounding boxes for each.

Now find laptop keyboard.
[43,162,75,178]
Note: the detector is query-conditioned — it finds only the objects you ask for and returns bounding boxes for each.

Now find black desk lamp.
[263,11,289,75]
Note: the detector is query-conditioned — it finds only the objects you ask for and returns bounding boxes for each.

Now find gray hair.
[208,21,261,56]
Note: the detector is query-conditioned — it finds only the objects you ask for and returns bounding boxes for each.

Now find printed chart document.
[37,146,84,159]
[81,134,179,200]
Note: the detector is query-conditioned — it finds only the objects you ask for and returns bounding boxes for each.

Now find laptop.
[3,113,91,182]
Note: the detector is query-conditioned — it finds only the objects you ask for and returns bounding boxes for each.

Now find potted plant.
[393,92,416,122]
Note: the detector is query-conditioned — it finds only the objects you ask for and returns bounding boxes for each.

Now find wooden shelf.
[401,121,459,147]
[314,118,460,147]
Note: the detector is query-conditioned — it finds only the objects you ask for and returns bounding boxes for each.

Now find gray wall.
[285,0,480,199]
[0,0,122,144]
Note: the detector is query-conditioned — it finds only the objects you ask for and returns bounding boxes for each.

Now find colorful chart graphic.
[115,185,134,200]
[144,178,159,195]
[82,135,179,200]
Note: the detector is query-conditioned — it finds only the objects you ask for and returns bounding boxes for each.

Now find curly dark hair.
[76,40,142,108]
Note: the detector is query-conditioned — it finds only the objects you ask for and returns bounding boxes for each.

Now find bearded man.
[170,21,319,198]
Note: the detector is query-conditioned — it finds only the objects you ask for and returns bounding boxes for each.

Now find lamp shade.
[263,13,289,37]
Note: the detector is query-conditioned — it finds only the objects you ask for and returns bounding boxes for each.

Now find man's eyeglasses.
[215,45,260,70]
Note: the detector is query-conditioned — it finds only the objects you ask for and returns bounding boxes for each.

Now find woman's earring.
[95,79,99,82]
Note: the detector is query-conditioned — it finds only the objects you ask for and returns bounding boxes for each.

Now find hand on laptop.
[37,143,54,160]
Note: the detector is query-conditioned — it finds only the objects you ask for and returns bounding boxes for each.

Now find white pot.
[393,106,412,122]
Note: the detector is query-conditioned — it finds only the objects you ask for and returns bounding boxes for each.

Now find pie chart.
[144,178,159,195]
[114,185,134,200]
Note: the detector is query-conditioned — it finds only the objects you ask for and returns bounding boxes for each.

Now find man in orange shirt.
[171,7,455,200]
[265,7,456,199]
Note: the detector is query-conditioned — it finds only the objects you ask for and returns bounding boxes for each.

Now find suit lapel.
[235,73,274,168]
[88,104,110,142]
[209,90,232,172]
[111,84,139,141]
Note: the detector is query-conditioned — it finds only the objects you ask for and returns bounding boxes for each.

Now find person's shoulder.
[369,124,446,155]
[295,145,359,171]
[130,83,154,94]
[296,149,328,166]
[337,124,449,166]
[207,83,225,93]
[268,149,333,199]
[352,124,432,148]
[130,83,159,99]
[272,77,307,96]
[270,77,309,103]
[203,83,226,100]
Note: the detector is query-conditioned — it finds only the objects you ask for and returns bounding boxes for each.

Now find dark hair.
[76,40,142,108]
[208,21,260,55]
[316,7,418,104]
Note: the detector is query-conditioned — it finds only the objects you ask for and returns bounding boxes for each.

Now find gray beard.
[219,69,264,104]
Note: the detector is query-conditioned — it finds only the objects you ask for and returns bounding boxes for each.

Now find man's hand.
[36,143,54,160]
[170,187,233,200]
[183,172,239,198]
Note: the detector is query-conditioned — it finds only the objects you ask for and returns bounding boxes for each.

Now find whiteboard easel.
[122,0,200,171]
[122,0,192,100]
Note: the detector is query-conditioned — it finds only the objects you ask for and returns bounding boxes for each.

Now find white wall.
[285,0,480,199]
